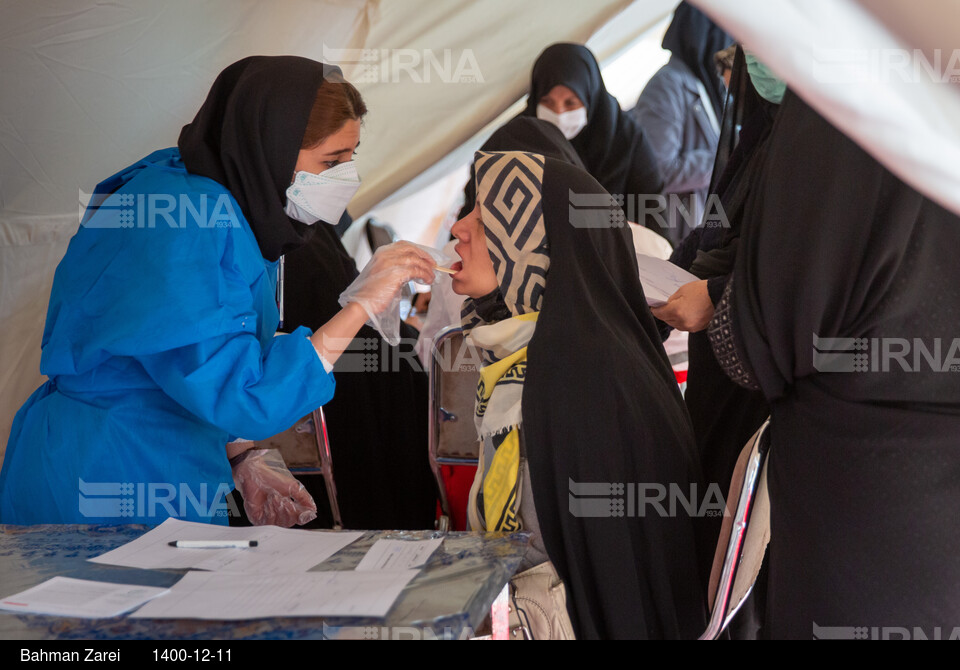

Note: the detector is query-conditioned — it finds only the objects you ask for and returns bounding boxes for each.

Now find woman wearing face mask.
[449,151,705,639]
[522,43,666,237]
[0,56,436,527]
[650,47,781,637]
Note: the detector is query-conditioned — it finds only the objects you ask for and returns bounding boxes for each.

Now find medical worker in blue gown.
[0,56,437,527]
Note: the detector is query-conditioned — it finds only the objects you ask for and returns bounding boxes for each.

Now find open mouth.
[449,261,463,275]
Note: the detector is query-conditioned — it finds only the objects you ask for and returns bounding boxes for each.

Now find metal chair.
[428,326,484,529]
[253,407,343,529]
[700,418,772,640]
[365,218,399,251]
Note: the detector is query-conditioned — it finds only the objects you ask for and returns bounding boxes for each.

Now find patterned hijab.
[461,151,551,339]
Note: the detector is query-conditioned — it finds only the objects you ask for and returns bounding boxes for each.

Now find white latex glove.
[231,449,317,527]
[339,241,448,345]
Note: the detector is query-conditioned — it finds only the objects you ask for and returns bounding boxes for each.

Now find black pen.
[168,540,258,549]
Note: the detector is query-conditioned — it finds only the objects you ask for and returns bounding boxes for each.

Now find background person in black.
[711,89,960,639]
[652,48,774,589]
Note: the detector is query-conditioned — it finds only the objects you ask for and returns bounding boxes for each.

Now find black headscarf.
[663,46,774,598]
[466,151,705,638]
[522,44,664,203]
[178,56,336,262]
[457,116,585,220]
[662,2,732,119]
[688,47,776,279]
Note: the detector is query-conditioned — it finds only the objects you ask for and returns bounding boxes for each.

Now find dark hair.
[300,73,367,149]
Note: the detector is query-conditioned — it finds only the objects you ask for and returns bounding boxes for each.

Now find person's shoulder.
[77,149,252,267]
[663,56,700,89]
[111,149,247,233]
[636,58,698,104]
[134,148,231,196]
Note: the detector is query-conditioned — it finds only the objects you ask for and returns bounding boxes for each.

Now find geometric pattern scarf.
[468,312,538,531]
[461,151,550,532]
[462,151,549,340]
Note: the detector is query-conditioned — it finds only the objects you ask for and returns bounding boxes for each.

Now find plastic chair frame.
[700,419,771,640]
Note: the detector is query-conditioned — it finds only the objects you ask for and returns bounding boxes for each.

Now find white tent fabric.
[0,0,674,458]
[693,0,960,218]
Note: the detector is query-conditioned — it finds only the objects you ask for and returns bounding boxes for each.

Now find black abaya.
[499,154,706,638]
[667,51,774,593]
[716,91,960,639]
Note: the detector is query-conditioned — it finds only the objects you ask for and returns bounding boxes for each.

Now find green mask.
[744,52,787,104]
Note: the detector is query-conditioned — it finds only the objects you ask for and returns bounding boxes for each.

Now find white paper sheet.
[89,518,363,573]
[0,577,168,619]
[130,570,418,620]
[355,539,443,572]
[635,254,701,307]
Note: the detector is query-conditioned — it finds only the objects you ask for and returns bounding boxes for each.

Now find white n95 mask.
[536,103,588,140]
[285,160,362,225]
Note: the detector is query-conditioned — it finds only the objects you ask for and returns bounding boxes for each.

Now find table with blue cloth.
[0,525,529,640]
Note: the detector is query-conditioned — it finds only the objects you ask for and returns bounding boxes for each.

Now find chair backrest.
[365,218,398,252]
[252,408,343,529]
[701,418,772,640]
[252,414,318,469]
[428,326,483,463]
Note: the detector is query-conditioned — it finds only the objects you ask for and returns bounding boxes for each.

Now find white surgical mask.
[536,103,588,140]
[285,160,361,225]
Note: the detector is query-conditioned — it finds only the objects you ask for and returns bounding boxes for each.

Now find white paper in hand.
[635,254,700,307]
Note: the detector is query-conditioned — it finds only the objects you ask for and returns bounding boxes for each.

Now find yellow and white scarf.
[466,312,539,532]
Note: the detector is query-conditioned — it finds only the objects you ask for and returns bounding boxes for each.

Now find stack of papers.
[1,520,448,621]
[89,518,363,573]
[0,577,167,618]
[130,570,419,620]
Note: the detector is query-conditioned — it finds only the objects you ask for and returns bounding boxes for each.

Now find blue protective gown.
[0,149,335,525]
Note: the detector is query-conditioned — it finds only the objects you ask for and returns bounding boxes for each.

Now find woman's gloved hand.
[230,449,317,527]
[339,241,443,345]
